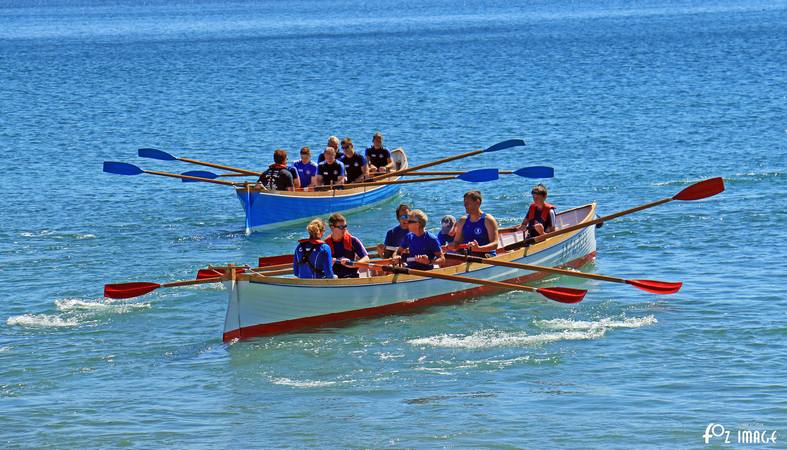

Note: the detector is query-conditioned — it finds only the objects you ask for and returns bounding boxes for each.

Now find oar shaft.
[453,254,626,284]
[316,175,457,190]
[371,149,484,181]
[144,169,241,186]
[162,276,223,288]
[403,170,514,176]
[179,157,262,176]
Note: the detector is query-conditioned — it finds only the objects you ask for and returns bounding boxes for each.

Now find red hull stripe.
[223,251,597,342]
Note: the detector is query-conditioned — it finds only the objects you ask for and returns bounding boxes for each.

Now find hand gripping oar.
[315,168,501,191]
[103,161,241,187]
[138,148,262,176]
[446,254,682,294]
[352,261,586,304]
[512,177,726,249]
[402,166,554,178]
[104,277,223,299]
[371,139,526,181]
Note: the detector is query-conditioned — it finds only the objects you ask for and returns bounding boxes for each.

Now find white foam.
[6,313,79,328]
[408,329,606,349]
[269,377,336,388]
[535,315,657,330]
[75,233,96,240]
[54,298,150,313]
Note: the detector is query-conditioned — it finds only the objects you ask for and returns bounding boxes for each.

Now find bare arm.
[476,214,499,253]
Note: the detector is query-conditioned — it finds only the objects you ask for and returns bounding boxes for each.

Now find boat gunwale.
[239,202,597,287]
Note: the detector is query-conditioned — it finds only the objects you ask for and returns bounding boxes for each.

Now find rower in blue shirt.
[293,218,334,279]
[293,146,319,189]
[450,190,499,258]
[338,137,368,183]
[377,204,411,258]
[393,209,445,270]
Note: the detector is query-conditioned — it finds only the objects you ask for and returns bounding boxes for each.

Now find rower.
[376,204,411,258]
[293,146,318,189]
[338,137,368,183]
[257,149,298,191]
[437,215,456,246]
[325,213,369,278]
[317,135,342,163]
[513,183,556,237]
[365,131,393,173]
[392,209,445,270]
[312,147,346,187]
[293,218,334,279]
[451,190,499,257]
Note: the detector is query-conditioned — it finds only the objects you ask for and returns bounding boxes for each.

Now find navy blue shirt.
[400,231,442,270]
[365,146,391,168]
[437,231,454,246]
[461,213,497,257]
[318,151,344,164]
[339,152,367,183]
[293,160,318,187]
[329,235,368,278]
[384,225,409,248]
[317,160,346,186]
[293,241,334,279]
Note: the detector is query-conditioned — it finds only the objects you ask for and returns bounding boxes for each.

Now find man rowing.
[312,147,346,187]
[376,203,411,258]
[510,183,556,237]
[366,131,393,173]
[392,209,445,270]
[437,214,456,246]
[325,213,369,278]
[317,135,342,163]
[338,137,368,183]
[293,218,334,279]
[293,146,318,189]
[449,190,499,257]
[257,149,299,191]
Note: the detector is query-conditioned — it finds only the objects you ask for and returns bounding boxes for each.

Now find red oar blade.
[626,279,682,294]
[673,177,725,201]
[535,287,587,304]
[196,267,245,279]
[104,282,160,299]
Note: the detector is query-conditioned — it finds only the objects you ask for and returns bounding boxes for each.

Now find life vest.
[261,164,290,190]
[324,232,354,255]
[526,202,555,229]
[296,238,326,277]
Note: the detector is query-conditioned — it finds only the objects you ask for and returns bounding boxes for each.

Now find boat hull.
[223,206,598,341]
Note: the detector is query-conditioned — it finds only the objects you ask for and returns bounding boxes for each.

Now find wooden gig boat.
[235,148,408,232]
[222,203,597,341]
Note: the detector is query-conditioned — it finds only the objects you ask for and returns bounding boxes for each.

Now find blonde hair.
[324,146,336,157]
[306,218,325,238]
[409,209,428,228]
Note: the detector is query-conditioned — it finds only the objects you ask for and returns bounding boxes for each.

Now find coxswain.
[392,209,445,270]
[293,218,334,279]
[256,149,297,191]
[338,137,368,183]
[365,131,393,173]
[293,146,318,189]
[317,135,342,163]
[451,190,499,257]
[325,213,370,278]
[312,147,346,187]
[376,203,411,258]
[437,214,456,246]
[512,183,557,237]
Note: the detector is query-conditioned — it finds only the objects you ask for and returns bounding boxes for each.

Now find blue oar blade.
[457,168,499,183]
[138,147,177,161]
[181,170,219,182]
[513,166,554,178]
[103,161,143,176]
[483,139,526,153]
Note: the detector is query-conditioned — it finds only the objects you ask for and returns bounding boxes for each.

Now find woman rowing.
[449,190,499,257]
[392,209,445,270]
[325,213,369,278]
[293,218,334,279]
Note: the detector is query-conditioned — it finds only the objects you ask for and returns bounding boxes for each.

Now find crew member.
[317,135,342,163]
[366,131,393,173]
[451,190,499,257]
[338,137,368,183]
[312,147,346,187]
[393,209,445,270]
[376,203,411,258]
[257,149,296,191]
[513,184,557,237]
[293,146,318,189]
[293,218,334,279]
[325,213,369,278]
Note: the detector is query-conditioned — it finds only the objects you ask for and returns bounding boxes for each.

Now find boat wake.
[269,377,338,388]
[407,315,657,349]
[6,297,150,329]
[6,313,80,328]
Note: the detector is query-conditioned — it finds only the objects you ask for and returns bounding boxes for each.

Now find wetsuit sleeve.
[352,237,368,258]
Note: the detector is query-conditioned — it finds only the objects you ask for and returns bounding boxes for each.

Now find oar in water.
[352,261,586,304]
[510,177,726,249]
[447,253,682,294]
[370,139,526,181]
[138,148,262,176]
[103,161,241,187]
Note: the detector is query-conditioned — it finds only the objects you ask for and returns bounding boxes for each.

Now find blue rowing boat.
[236,148,408,233]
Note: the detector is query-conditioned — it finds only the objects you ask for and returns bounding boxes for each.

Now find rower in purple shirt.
[376,203,411,258]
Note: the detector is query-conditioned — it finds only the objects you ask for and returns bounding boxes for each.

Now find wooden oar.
[511,177,726,249]
[446,253,682,294]
[370,139,526,181]
[196,264,291,279]
[139,148,262,176]
[315,168,500,191]
[402,166,553,178]
[104,277,223,299]
[352,261,586,304]
[103,161,241,187]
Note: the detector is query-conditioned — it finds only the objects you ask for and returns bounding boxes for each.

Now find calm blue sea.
[1,0,785,447]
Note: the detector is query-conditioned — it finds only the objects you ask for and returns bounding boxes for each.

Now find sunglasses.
[332,224,348,229]
[441,219,452,224]
[399,215,409,220]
